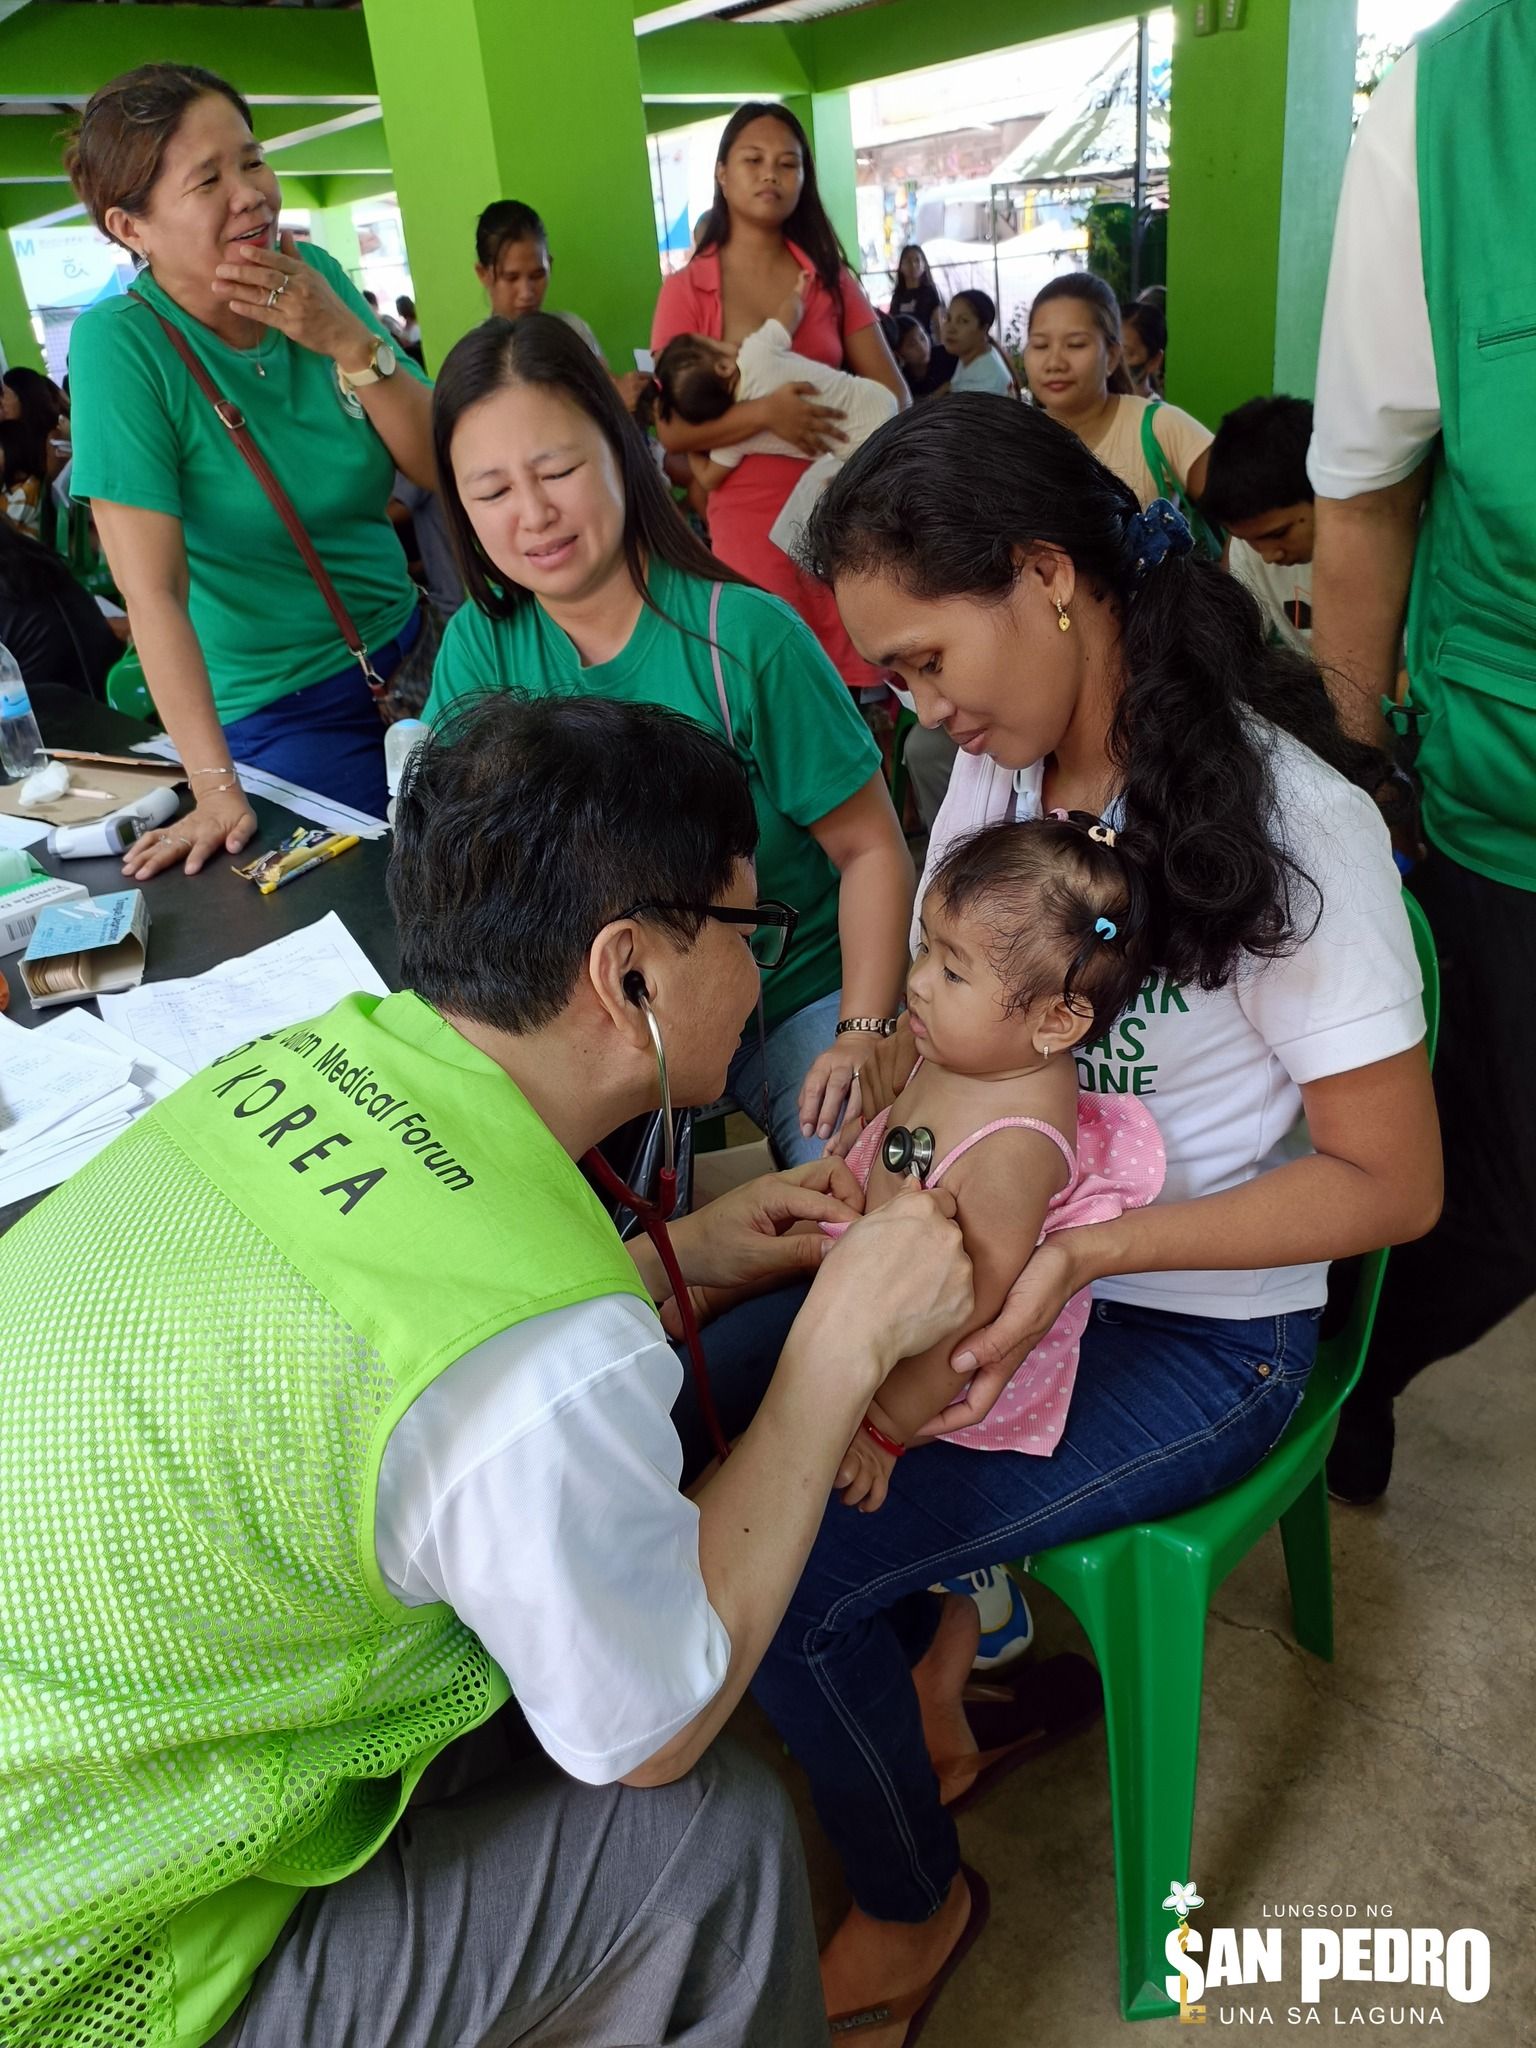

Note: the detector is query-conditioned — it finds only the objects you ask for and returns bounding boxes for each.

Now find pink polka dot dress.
[827,1093,1166,1456]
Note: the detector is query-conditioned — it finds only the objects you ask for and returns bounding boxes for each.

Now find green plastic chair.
[1019,890,1440,2023]
[104,645,156,726]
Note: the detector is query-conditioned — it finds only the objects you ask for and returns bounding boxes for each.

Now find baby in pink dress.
[825,816,1165,1510]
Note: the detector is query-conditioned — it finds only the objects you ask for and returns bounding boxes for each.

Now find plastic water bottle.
[384,717,428,826]
[0,642,45,780]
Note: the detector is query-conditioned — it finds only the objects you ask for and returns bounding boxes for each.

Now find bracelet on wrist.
[861,1414,906,1459]
[836,1015,899,1039]
[187,765,238,781]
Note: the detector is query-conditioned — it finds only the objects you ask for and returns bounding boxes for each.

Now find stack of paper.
[0,1009,189,1207]
[98,911,389,1071]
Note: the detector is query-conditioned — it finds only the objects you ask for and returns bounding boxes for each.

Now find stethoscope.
[581,987,732,1465]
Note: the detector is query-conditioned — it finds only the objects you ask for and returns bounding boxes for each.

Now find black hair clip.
[881,1124,935,1179]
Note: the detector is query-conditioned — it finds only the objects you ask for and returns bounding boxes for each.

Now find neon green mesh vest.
[0,991,650,2048]
[1408,0,1536,890]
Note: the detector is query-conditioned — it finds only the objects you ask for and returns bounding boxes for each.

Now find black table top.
[3,685,401,1229]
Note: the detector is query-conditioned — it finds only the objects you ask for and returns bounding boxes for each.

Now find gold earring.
[1055,598,1071,633]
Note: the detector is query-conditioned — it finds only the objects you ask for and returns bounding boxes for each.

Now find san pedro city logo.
[1162,1879,1492,2028]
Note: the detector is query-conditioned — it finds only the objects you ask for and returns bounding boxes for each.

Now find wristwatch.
[835,1016,899,1038]
[336,337,398,397]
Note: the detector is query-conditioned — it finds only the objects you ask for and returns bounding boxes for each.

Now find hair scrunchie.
[1124,497,1194,583]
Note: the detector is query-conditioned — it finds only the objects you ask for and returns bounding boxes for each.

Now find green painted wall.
[307,201,364,291]
[0,1,375,100]
[1166,0,1354,429]
[364,0,659,372]
[787,90,859,257]
[0,232,45,374]
[1273,0,1356,398]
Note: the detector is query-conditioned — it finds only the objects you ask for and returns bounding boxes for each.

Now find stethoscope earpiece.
[881,1124,936,1180]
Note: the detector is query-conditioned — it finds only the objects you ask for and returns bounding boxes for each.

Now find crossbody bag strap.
[130,292,385,694]
[1138,397,1176,503]
[707,580,734,744]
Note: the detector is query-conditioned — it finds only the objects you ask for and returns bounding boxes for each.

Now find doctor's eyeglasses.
[620,898,799,970]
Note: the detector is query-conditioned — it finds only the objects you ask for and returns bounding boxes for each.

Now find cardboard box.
[0,873,90,960]
[20,890,151,1007]
[0,750,182,829]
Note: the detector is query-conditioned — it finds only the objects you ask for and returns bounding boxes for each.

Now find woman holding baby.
[708,397,1443,2042]
[649,101,908,688]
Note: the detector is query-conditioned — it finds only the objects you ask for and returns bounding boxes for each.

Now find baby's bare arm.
[689,451,732,492]
[871,1134,1066,1444]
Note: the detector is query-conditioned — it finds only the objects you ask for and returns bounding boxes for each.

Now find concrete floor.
[702,1129,1535,2046]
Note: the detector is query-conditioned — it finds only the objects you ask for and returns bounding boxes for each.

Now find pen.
[256,833,359,895]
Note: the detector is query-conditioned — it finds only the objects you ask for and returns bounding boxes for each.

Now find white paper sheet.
[97,911,389,1075]
[0,1012,131,1154]
[0,813,51,850]
[0,1010,191,1206]
[130,737,388,840]
[43,1005,191,1099]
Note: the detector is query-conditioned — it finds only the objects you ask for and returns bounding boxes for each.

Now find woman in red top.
[651,103,908,687]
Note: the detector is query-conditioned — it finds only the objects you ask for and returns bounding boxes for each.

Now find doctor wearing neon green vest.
[0,692,973,2048]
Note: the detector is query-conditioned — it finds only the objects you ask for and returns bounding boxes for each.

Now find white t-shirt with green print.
[917,724,1425,1321]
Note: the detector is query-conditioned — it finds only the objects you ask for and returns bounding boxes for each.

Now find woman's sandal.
[828,1864,992,2043]
[939,1651,1103,1817]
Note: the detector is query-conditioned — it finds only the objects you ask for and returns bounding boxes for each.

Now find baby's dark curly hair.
[930,817,1151,1044]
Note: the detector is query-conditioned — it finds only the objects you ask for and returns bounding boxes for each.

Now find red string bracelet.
[861,1415,906,1459]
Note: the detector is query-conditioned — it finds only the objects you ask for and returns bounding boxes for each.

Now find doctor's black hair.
[390,694,759,1035]
[804,396,1392,993]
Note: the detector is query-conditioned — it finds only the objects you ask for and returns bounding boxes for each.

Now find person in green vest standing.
[0,693,973,2048]
[1309,0,1536,1502]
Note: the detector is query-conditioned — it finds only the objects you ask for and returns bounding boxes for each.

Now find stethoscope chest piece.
[881,1124,935,1179]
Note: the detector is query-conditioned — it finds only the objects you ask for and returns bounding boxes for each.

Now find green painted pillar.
[1165,0,1354,429]
[362,0,658,373]
[798,90,859,263]
[308,197,364,292]
[0,231,44,375]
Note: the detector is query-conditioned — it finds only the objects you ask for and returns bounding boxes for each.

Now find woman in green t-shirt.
[423,313,914,1167]
[65,63,437,869]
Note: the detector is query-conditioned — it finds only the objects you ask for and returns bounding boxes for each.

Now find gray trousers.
[903,721,959,834]
[209,1717,823,2048]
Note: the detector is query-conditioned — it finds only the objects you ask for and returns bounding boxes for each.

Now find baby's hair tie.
[1095,917,1119,941]
[1087,823,1117,847]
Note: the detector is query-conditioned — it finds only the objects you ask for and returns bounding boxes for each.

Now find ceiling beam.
[0,188,82,230]
[793,0,1139,93]
[0,3,375,102]
[635,18,809,99]
[255,104,382,153]
[265,118,391,177]
[645,99,739,135]
[0,117,73,185]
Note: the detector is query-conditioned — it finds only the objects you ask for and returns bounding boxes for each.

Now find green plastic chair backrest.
[1279,886,1439,1424]
[104,645,155,726]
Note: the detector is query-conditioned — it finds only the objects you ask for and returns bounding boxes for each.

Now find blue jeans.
[220,604,421,820]
[720,989,841,1168]
[738,1293,1320,1922]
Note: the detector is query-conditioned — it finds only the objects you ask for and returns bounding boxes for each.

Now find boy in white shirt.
[644,275,897,555]
[1200,395,1316,652]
